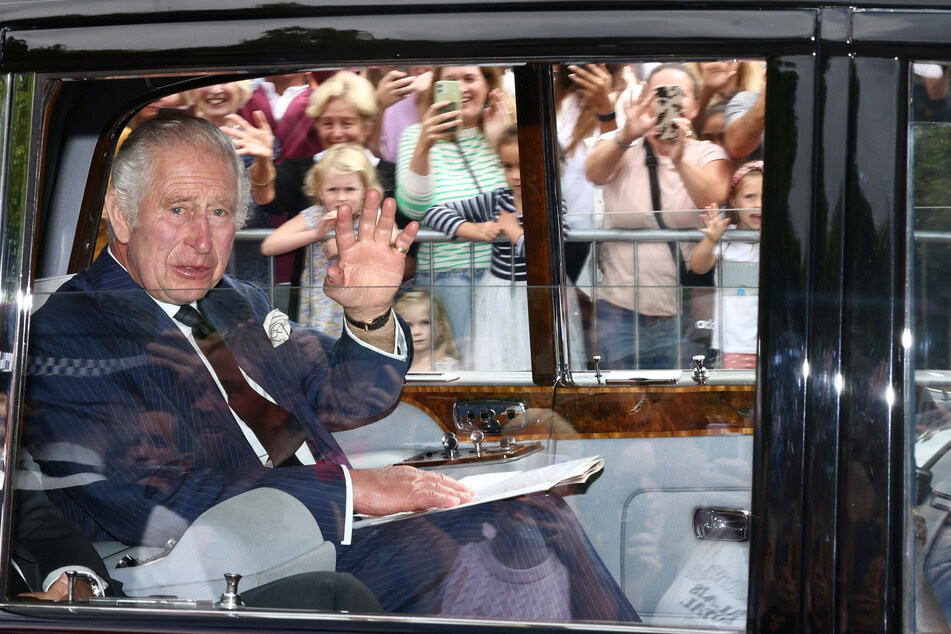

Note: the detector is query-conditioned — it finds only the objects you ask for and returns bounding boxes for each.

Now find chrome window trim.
[0,72,36,604]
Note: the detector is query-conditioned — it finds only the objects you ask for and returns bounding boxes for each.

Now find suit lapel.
[82,255,346,466]
[197,284,347,464]
[79,255,262,465]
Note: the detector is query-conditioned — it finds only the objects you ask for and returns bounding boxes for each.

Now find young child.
[260,143,383,336]
[395,289,461,372]
[689,161,763,369]
[424,124,585,371]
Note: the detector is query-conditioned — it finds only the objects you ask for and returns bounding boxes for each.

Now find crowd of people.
[106,61,767,374]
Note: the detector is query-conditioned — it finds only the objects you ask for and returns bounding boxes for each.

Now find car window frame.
[0,3,931,631]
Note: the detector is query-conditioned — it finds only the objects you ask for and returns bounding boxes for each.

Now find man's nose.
[186,213,213,253]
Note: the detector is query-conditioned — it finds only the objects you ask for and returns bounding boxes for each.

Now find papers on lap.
[354,455,604,529]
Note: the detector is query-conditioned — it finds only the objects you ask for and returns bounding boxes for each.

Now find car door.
[0,2,927,633]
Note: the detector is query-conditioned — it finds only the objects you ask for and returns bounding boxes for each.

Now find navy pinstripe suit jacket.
[25,252,410,548]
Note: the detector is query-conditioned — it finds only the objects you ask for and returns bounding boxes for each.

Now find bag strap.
[452,139,484,195]
[645,143,684,271]
[645,142,662,215]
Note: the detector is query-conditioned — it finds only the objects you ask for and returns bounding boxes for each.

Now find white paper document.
[353,455,604,529]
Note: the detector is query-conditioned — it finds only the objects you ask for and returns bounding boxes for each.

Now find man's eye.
[210,208,230,217]
[170,207,185,215]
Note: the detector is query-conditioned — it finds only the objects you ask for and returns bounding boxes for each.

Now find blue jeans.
[594,300,678,369]
[412,268,486,363]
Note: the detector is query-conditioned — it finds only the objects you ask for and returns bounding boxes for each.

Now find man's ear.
[104,190,132,244]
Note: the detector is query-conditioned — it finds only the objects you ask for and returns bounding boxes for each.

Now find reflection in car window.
[911,60,951,631]
[14,59,759,631]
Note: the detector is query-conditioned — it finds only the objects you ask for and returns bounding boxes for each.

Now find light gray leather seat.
[103,488,335,600]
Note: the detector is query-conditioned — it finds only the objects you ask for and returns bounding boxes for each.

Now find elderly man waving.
[25,113,637,622]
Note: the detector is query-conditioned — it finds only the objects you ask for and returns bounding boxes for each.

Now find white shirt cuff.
[43,566,109,593]
[342,309,408,360]
[341,465,354,546]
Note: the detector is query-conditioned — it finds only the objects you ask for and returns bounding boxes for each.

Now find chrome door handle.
[693,506,750,542]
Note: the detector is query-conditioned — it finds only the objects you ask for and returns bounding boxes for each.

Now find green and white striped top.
[396,124,506,273]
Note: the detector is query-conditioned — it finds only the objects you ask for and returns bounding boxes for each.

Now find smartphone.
[433,80,462,133]
[654,84,684,141]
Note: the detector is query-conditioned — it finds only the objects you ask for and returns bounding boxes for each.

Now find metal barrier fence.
[229,226,761,371]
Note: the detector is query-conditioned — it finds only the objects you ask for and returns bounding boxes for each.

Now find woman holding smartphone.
[395,65,513,366]
[585,63,732,370]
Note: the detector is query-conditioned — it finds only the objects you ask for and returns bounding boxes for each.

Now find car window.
[910,59,951,631]
[563,60,765,376]
[13,56,761,632]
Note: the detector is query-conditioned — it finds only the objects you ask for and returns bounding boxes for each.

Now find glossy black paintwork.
[0,0,948,31]
[1,9,816,74]
[750,54,817,633]
[801,50,849,634]
[839,57,905,632]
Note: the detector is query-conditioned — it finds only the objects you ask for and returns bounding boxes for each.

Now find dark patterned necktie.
[174,303,305,467]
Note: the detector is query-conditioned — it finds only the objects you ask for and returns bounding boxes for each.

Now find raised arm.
[653,118,731,209]
[586,88,653,185]
[567,63,618,134]
[423,190,502,242]
[260,211,335,257]
[723,89,766,160]
[395,103,463,220]
[367,70,416,158]
[221,112,277,206]
[689,205,731,274]
[325,190,418,350]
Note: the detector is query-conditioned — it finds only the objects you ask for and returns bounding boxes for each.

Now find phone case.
[654,84,684,141]
[434,80,462,132]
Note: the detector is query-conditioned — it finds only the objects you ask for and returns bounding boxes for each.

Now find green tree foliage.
[912,122,951,368]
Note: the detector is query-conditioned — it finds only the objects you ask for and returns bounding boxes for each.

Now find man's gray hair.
[109,113,251,233]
